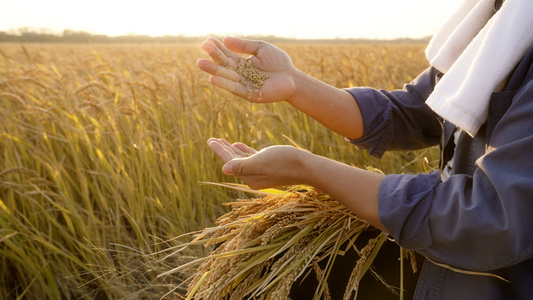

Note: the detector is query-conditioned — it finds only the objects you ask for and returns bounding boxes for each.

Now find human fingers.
[223,36,266,56]
[223,146,300,189]
[197,58,241,82]
[207,138,241,163]
[208,75,264,102]
[207,37,241,62]
[232,142,258,155]
[223,37,294,77]
[201,39,238,69]
[208,138,250,159]
[208,138,253,176]
[217,139,253,157]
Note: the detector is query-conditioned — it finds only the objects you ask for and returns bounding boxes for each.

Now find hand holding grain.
[197,37,298,103]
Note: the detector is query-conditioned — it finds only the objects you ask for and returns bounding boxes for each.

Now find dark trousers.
[290,230,423,300]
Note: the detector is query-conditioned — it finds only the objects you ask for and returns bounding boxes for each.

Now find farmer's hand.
[207,138,311,190]
[207,138,386,230]
[197,37,298,103]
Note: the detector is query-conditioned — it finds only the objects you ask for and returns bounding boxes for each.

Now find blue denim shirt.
[345,45,533,299]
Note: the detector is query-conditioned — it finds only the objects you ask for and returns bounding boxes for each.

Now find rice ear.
[173,186,393,299]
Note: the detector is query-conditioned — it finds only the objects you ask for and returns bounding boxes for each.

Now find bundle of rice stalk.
[158,184,402,300]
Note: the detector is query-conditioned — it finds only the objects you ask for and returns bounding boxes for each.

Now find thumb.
[222,161,233,175]
[223,36,263,56]
[222,157,253,176]
[222,159,241,175]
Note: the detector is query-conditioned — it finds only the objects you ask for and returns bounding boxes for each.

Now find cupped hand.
[197,37,298,103]
[207,138,311,190]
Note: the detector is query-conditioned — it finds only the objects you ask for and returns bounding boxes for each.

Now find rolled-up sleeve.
[379,77,533,272]
[345,67,442,158]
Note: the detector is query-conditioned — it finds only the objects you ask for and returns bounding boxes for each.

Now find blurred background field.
[0,42,438,299]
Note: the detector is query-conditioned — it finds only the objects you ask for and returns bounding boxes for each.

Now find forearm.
[209,138,386,230]
[288,69,364,140]
[300,151,386,231]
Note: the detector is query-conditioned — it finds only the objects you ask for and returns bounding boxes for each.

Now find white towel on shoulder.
[425,0,533,136]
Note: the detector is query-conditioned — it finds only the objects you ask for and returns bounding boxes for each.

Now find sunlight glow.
[0,0,465,39]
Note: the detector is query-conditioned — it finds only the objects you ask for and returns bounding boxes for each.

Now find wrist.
[294,150,324,187]
[285,68,311,105]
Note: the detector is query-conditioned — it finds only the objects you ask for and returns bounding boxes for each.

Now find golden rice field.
[0,41,438,299]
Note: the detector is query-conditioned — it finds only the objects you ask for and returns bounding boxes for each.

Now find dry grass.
[0,42,436,299]
[158,185,414,300]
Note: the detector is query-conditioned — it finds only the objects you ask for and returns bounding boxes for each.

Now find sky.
[0,0,465,40]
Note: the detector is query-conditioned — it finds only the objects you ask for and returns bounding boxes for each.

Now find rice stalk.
[0,42,435,299]
[161,185,396,300]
